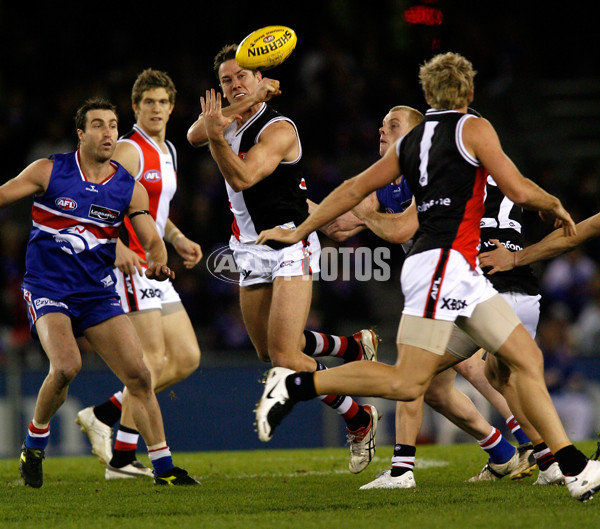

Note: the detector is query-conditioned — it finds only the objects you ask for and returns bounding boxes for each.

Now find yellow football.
[235,26,297,71]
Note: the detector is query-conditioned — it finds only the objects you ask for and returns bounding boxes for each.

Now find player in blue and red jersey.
[0,98,196,488]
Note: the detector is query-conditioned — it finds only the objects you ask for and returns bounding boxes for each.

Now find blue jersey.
[22,151,136,299]
[376,177,414,253]
[375,178,413,214]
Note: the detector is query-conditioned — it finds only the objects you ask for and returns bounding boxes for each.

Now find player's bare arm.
[114,238,146,276]
[187,78,281,147]
[202,90,297,192]
[362,199,419,245]
[127,182,173,281]
[463,117,575,236]
[480,212,600,274]
[0,159,52,207]
[257,146,402,246]
[308,198,366,242]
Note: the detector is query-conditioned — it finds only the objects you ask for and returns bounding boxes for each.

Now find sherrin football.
[235,26,297,71]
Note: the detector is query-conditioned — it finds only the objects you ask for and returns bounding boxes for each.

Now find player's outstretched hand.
[256,227,300,246]
[478,239,513,274]
[145,264,175,281]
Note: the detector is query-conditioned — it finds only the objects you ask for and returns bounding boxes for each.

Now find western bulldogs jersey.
[480,176,539,295]
[397,109,486,268]
[376,177,414,254]
[223,103,308,246]
[375,178,413,214]
[22,151,135,298]
[118,125,177,259]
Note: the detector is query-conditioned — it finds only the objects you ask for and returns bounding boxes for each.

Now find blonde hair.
[418,52,476,110]
[388,106,424,128]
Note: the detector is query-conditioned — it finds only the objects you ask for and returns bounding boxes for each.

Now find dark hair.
[213,43,239,79]
[131,68,177,105]
[75,98,117,132]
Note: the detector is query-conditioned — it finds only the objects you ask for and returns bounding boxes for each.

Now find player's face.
[218,59,261,105]
[133,87,174,136]
[379,111,410,157]
[78,109,118,162]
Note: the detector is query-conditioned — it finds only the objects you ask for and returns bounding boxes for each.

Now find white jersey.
[119,125,177,243]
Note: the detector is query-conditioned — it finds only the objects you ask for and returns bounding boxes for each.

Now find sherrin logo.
[55,197,77,210]
[143,170,161,182]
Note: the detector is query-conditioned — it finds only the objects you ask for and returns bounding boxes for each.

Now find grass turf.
[1,441,599,529]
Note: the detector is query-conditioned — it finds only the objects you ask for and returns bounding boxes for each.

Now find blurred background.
[1,1,600,457]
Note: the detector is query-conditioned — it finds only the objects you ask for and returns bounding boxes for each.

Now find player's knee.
[424,386,446,411]
[173,346,201,380]
[52,363,81,388]
[124,366,153,395]
[388,374,424,401]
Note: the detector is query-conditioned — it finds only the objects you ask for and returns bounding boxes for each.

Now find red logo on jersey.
[299,178,307,190]
[143,170,161,182]
[238,152,247,160]
[55,197,77,210]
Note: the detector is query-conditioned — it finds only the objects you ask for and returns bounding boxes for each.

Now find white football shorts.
[114,269,181,313]
[401,248,498,321]
[230,230,321,287]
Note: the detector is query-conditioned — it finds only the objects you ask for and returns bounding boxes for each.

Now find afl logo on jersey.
[55,197,77,210]
[143,170,161,182]
[299,178,307,191]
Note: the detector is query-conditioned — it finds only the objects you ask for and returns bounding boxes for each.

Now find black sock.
[554,445,588,476]
[109,425,138,468]
[285,372,317,402]
[391,444,416,477]
[303,331,318,355]
[533,442,556,471]
[303,330,361,362]
[93,400,122,427]
[345,405,370,431]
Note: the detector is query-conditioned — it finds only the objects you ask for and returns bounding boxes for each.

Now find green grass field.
[2,441,599,529]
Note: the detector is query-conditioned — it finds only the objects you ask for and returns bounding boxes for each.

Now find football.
[235,26,297,71]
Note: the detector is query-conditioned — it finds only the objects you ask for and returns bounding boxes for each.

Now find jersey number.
[418,122,438,187]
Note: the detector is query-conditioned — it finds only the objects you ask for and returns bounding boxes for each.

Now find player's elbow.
[327,231,349,243]
[186,128,207,148]
[229,180,252,193]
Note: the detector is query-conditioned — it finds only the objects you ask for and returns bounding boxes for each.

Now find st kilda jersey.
[223,103,308,246]
[480,175,539,295]
[22,151,134,298]
[396,109,486,268]
[117,125,177,260]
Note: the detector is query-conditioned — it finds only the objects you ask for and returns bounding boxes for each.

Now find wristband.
[166,228,183,244]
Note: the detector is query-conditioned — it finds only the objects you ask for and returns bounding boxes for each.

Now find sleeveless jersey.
[118,125,177,259]
[22,151,135,298]
[480,175,539,295]
[397,109,486,268]
[223,103,308,245]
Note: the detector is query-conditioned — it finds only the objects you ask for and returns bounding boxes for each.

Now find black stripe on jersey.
[165,139,177,172]
[121,271,140,312]
[119,129,136,141]
[424,249,450,319]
